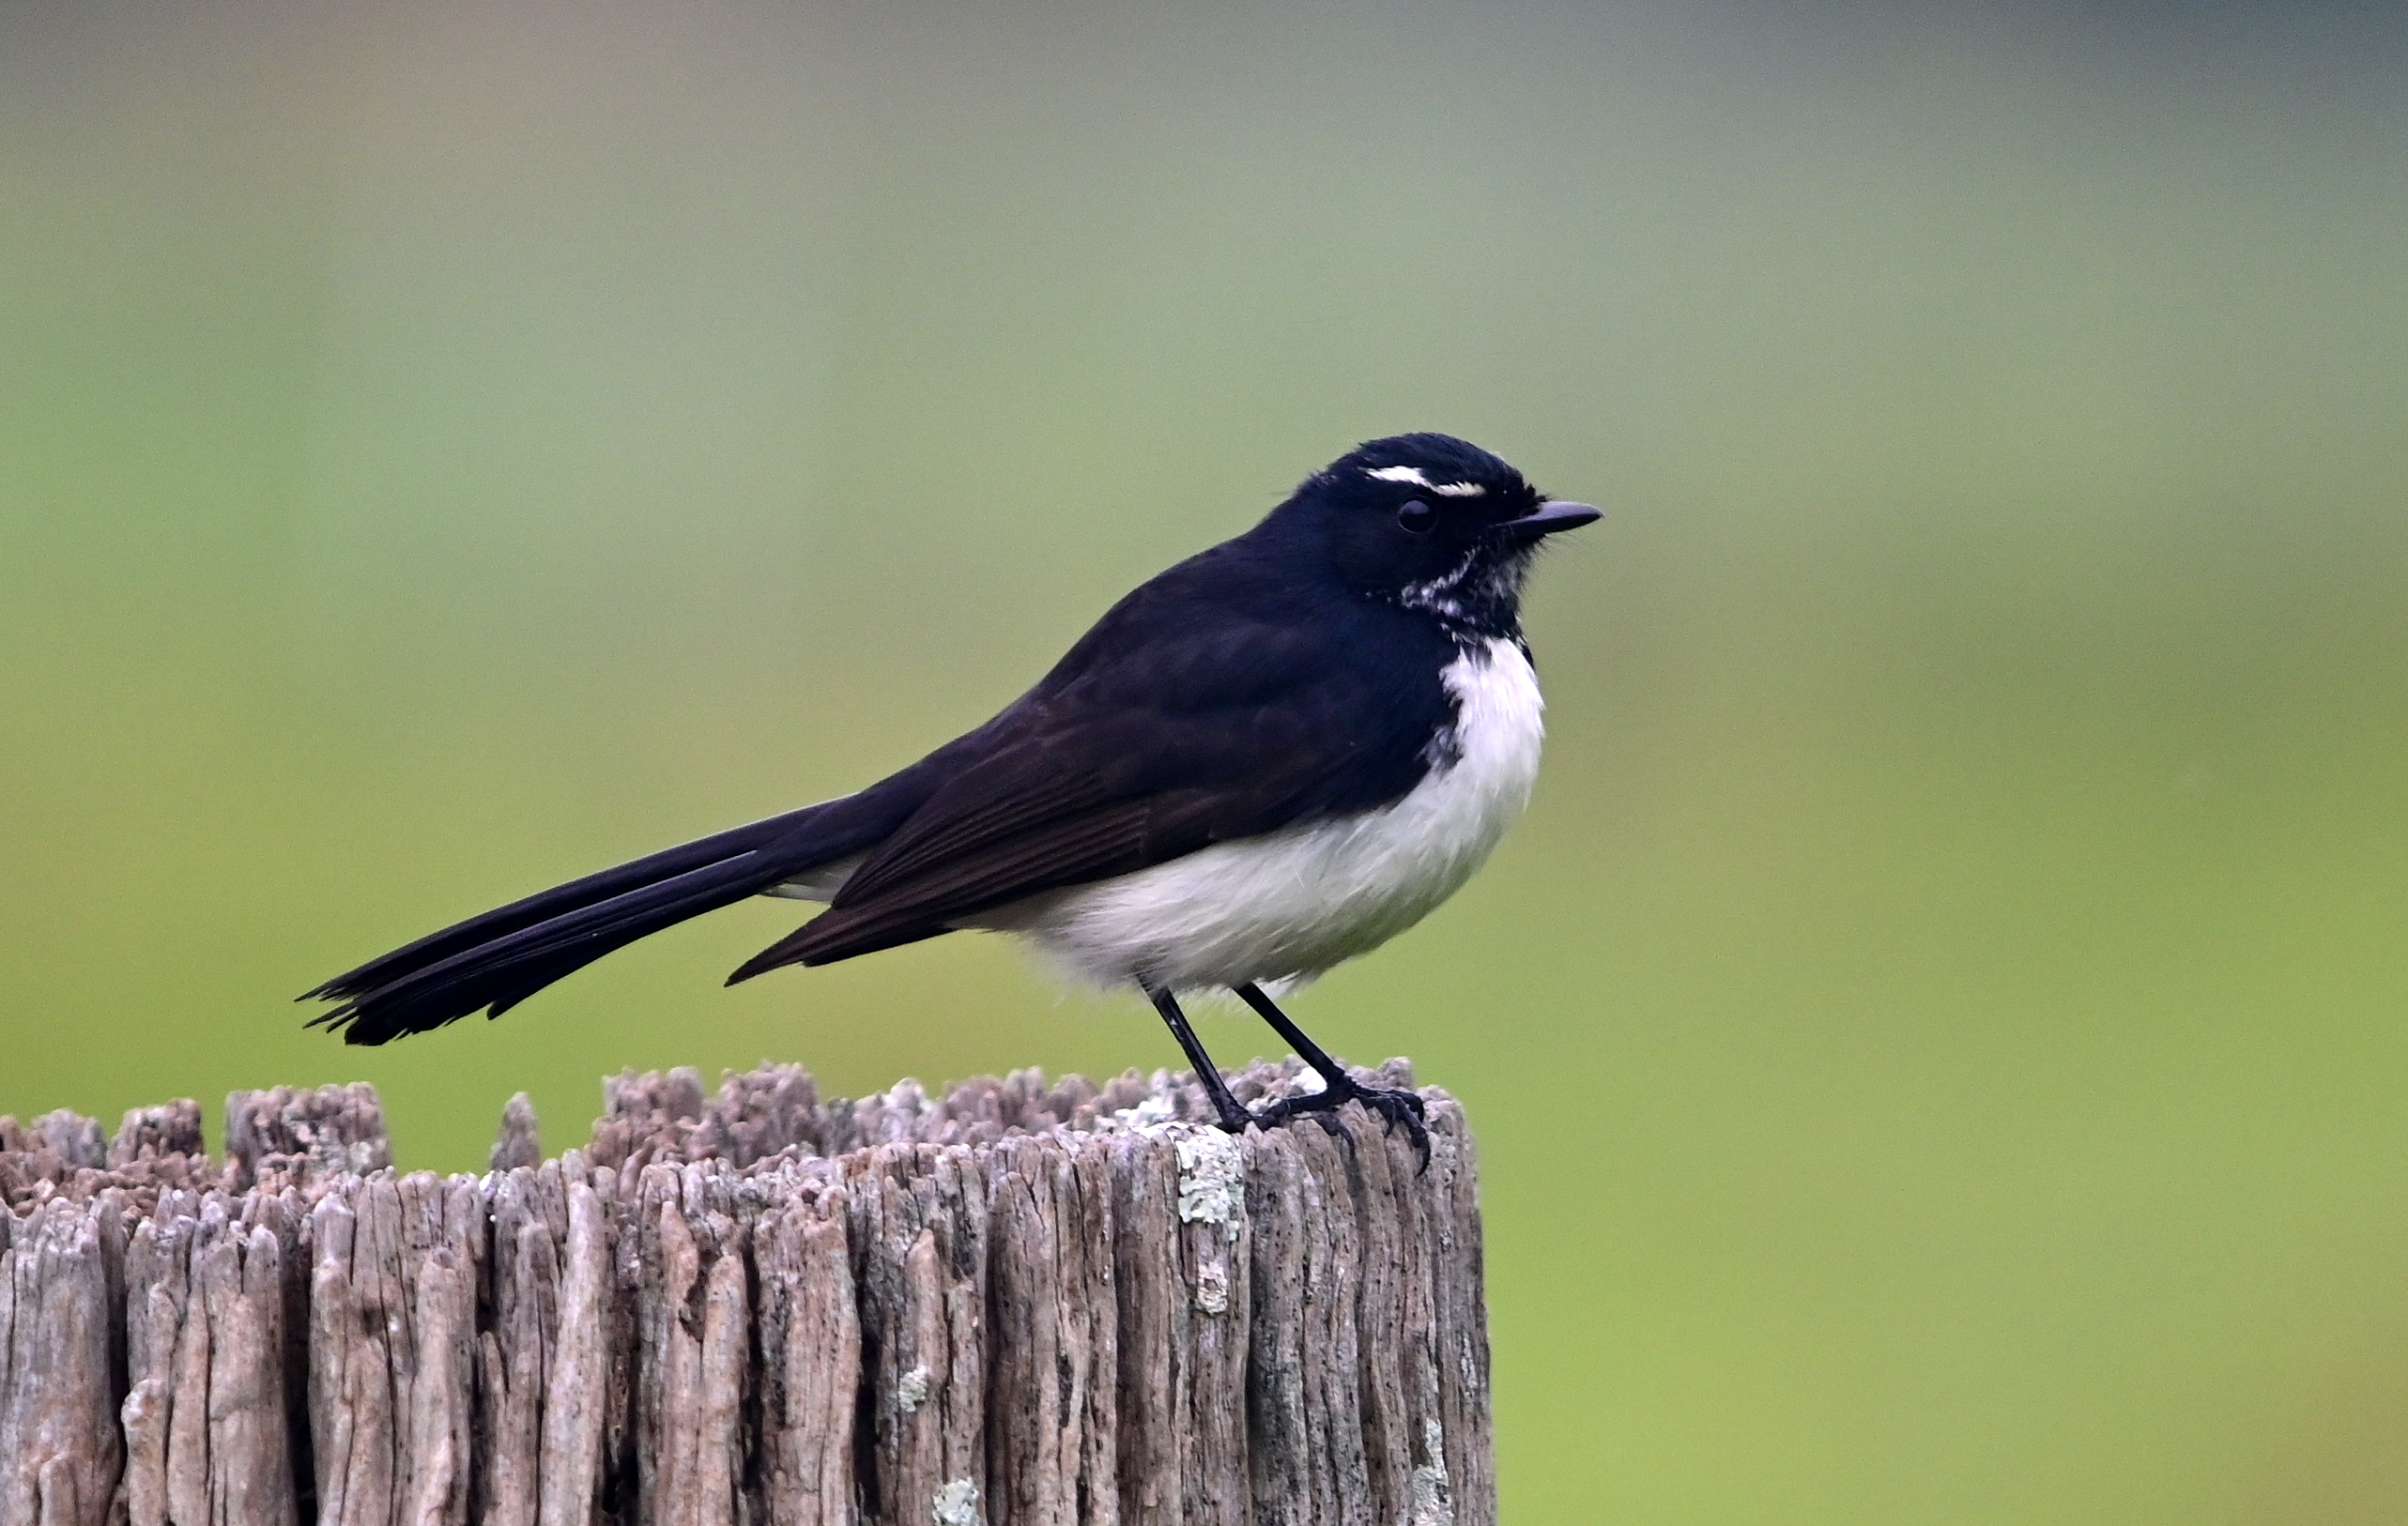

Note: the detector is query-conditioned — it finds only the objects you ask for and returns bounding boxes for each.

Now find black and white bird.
[306,433,1598,1149]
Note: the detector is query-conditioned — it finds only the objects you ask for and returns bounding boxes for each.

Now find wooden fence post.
[0,1057,1492,1526]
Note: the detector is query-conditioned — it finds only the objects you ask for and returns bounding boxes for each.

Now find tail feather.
[311,856,788,1044]
[305,727,998,1045]
[306,801,861,1045]
[305,806,824,1005]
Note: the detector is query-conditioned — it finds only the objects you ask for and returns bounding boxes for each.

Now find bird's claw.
[1246,1077,1432,1172]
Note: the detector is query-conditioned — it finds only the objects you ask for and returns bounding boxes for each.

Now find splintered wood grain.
[590,1064,828,1171]
[227,1085,391,1190]
[1105,1138,1179,1526]
[477,1163,565,1526]
[1107,1127,1252,1526]
[308,1172,481,1526]
[0,1197,122,1526]
[118,1206,189,1526]
[1354,1092,1480,1526]
[0,1113,130,1215]
[1248,1121,1375,1526]
[1173,1133,1252,1526]
[986,1136,1119,1526]
[628,1162,752,1526]
[535,1170,617,1526]
[1369,1112,1449,1526]
[121,1197,300,1526]
[0,1058,1494,1526]
[111,1103,204,1167]
[16,1114,106,1171]
[1245,1128,1318,1526]
[1423,1098,1493,1526]
[490,1096,544,1176]
[753,1180,857,1524]
[848,1144,989,1526]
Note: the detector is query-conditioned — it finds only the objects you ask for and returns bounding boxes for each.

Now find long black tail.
[304,799,872,1045]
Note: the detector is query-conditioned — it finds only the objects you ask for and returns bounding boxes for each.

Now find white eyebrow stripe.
[1365,465,1487,496]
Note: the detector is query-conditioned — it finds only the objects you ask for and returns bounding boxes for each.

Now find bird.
[304,433,1598,1152]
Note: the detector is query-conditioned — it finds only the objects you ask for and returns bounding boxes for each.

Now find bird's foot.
[1243,1073,1431,1170]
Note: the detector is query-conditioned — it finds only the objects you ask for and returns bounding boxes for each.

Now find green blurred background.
[6,2,2405,1518]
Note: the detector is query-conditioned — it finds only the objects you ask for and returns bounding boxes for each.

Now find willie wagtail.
[306,434,1598,1151]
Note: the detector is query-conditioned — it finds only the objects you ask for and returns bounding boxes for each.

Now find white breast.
[986,635,1548,993]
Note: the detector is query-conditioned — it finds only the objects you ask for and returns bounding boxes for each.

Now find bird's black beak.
[1493,500,1603,545]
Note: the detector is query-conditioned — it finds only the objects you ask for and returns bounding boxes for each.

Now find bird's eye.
[1395,499,1437,535]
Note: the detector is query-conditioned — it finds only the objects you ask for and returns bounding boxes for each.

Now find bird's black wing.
[729,595,1457,977]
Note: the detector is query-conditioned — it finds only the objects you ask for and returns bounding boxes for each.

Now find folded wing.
[730,610,1454,977]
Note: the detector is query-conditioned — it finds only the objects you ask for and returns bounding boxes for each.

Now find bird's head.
[1268,433,1601,634]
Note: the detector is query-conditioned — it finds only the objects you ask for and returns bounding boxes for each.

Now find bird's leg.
[1146,984,1256,1133]
[1234,983,1430,1165]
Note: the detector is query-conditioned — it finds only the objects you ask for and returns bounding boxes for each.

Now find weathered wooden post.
[0,1057,1491,1525]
